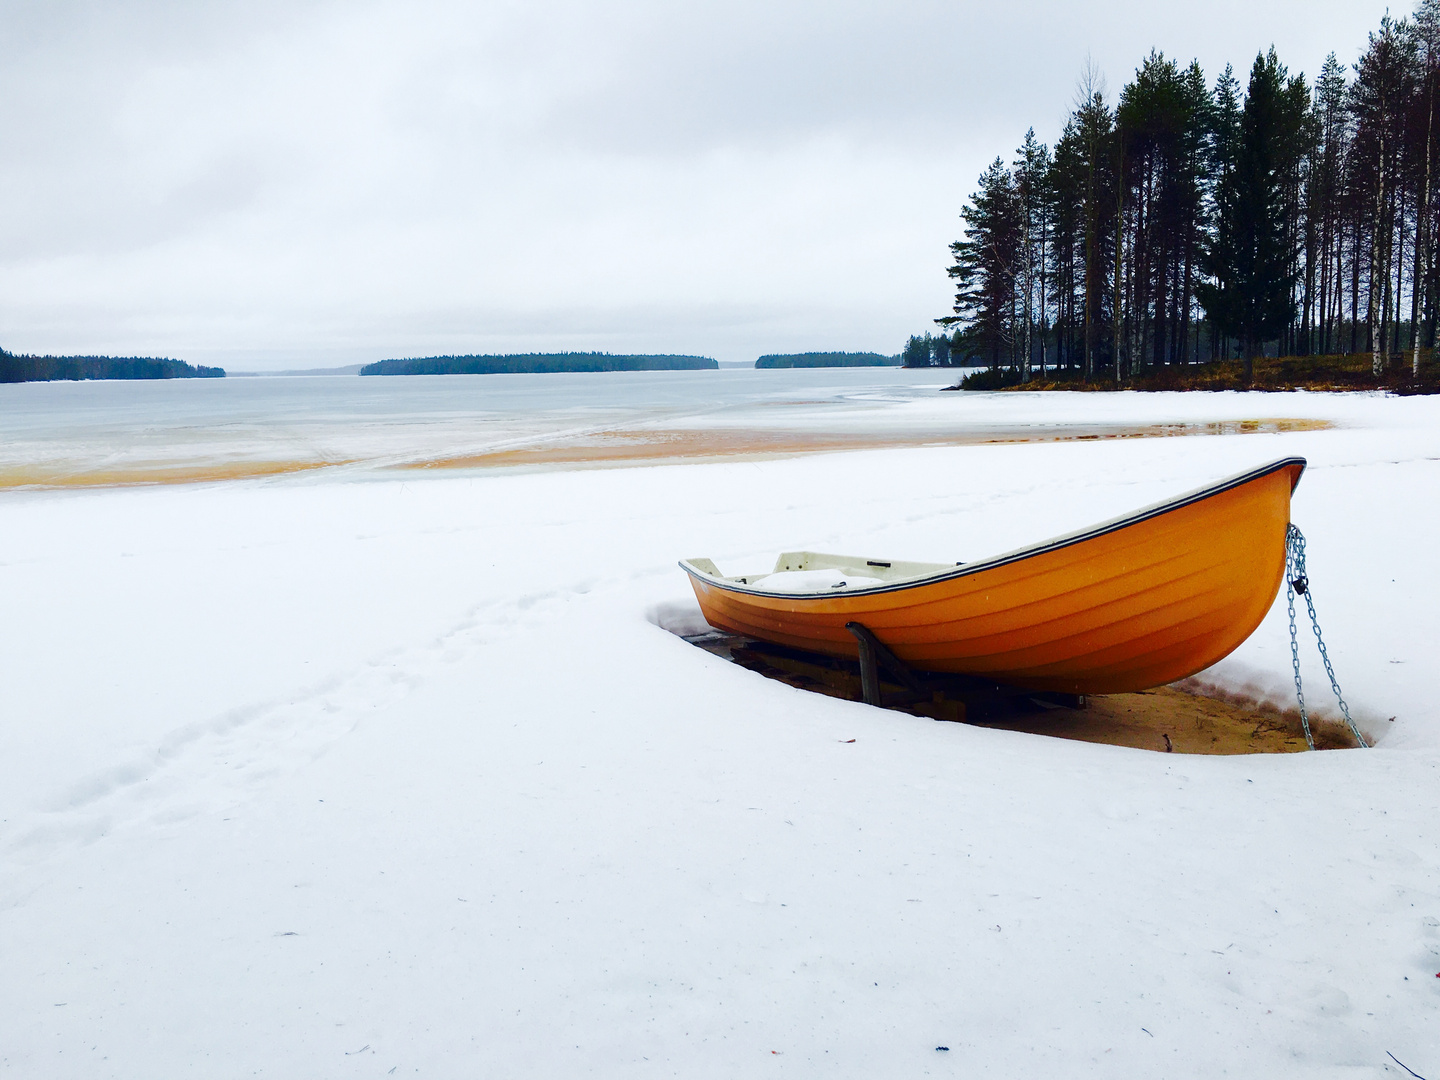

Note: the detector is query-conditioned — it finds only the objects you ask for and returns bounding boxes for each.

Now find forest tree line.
[757,352,892,368]
[940,3,1440,384]
[0,349,224,383]
[362,353,719,376]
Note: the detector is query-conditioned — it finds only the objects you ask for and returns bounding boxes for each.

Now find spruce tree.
[1014,130,1051,382]
[940,158,1021,369]
[1351,16,1419,374]
[1198,50,1298,383]
[1311,54,1349,356]
[1208,65,1243,361]
[1417,2,1440,365]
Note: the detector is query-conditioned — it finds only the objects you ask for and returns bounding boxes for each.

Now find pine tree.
[1351,16,1419,375]
[1312,54,1350,356]
[901,335,932,367]
[1198,50,1299,383]
[1412,1,1440,371]
[940,159,1022,369]
[1179,60,1214,363]
[1074,88,1115,378]
[1115,52,1214,372]
[1049,120,1087,371]
[1208,65,1244,360]
[1014,130,1051,382]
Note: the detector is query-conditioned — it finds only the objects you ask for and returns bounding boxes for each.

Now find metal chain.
[1284,527,1314,749]
[1285,524,1368,750]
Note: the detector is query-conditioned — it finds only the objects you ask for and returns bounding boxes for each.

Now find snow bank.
[0,391,1436,1077]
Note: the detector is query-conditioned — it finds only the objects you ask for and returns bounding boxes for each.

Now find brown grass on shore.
[991,352,1440,393]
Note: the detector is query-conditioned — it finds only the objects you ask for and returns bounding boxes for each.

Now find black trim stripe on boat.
[679,456,1307,600]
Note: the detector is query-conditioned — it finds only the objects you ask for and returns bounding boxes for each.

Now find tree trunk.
[1039,216,1048,379]
[1084,153,1095,381]
[1180,225,1194,364]
[1137,166,1148,374]
[1319,193,1332,355]
[1022,210,1032,383]
[1302,202,1315,356]
[1417,80,1432,376]
[1391,180,1406,358]
[1115,151,1125,387]
[1352,205,1361,355]
[1371,132,1387,378]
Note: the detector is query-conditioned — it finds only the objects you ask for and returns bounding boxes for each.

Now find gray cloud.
[0,0,1394,367]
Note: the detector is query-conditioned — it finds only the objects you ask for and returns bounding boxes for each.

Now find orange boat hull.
[682,458,1305,695]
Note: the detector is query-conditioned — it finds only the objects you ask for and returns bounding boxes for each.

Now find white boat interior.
[682,550,955,593]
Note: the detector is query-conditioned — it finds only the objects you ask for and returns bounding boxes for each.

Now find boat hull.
[682,458,1305,695]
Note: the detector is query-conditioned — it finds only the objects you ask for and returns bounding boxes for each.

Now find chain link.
[1285,524,1368,750]
[1285,525,1313,749]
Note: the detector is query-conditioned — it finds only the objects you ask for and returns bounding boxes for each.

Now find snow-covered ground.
[1,385,1437,1077]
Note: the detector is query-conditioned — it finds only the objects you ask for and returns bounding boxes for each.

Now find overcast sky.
[0,0,1397,369]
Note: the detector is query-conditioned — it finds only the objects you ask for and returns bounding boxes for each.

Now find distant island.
[361,353,718,376]
[755,352,895,369]
[0,348,224,383]
[230,364,365,377]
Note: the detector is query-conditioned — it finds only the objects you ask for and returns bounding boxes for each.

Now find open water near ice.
[0,367,960,475]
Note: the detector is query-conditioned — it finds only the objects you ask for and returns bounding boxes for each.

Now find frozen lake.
[0,367,964,433]
[0,368,984,485]
[0,366,1407,487]
[0,367,948,456]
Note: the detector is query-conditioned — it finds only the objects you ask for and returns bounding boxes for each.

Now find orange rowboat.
[680,457,1306,695]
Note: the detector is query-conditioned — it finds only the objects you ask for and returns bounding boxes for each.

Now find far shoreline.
[943,353,1440,396]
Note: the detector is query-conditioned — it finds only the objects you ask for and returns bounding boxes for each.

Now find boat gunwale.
[679,455,1306,600]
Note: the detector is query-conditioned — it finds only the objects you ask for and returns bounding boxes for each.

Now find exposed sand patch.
[395,417,1332,472]
[970,685,1357,754]
[686,629,1357,755]
[0,417,1331,489]
[0,459,350,490]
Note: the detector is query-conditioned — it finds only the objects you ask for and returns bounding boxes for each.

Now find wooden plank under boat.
[680,457,1306,695]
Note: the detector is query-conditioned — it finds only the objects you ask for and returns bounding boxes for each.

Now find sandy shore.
[0,417,1329,489]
